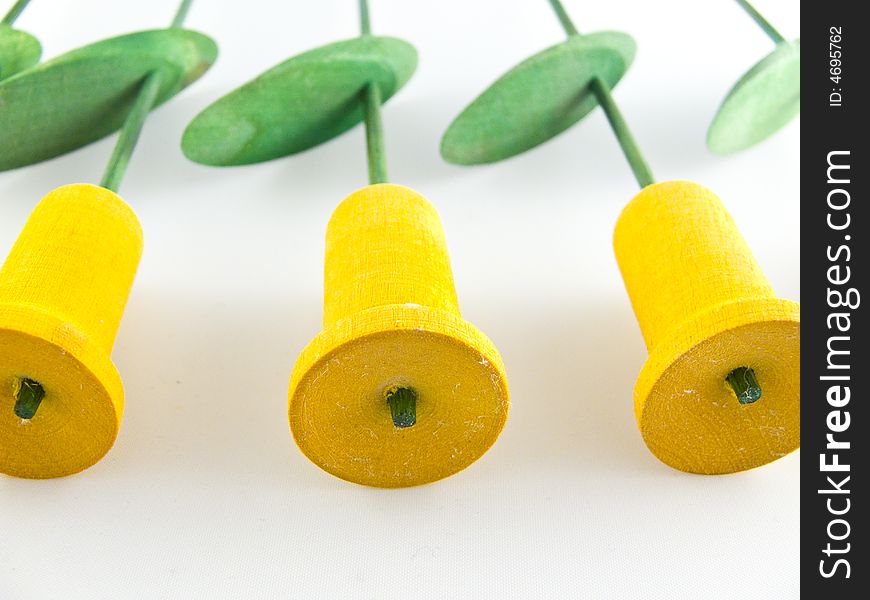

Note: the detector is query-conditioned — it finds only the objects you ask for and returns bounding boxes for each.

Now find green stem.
[358,0,387,184]
[14,378,45,420]
[170,0,194,29]
[547,0,654,187]
[359,0,371,36]
[589,78,655,188]
[727,367,762,405]
[548,0,578,37]
[2,0,32,26]
[735,0,785,44]
[362,83,388,184]
[99,70,163,192]
[99,0,192,192]
[386,387,417,428]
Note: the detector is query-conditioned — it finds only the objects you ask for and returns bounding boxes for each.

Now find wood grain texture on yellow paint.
[0,184,143,478]
[289,184,509,487]
[613,180,799,474]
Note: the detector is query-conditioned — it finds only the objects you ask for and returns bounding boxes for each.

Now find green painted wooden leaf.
[0,28,217,172]
[707,39,800,154]
[441,32,635,165]
[181,35,417,166]
[0,24,40,81]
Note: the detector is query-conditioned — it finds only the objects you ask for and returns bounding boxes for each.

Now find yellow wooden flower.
[614,180,799,474]
[0,183,142,478]
[289,184,509,487]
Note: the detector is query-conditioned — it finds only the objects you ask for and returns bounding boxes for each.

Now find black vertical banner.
[802,0,866,595]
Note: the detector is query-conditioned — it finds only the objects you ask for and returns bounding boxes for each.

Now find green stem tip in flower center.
[14,377,45,420]
[726,367,762,405]
[385,386,417,428]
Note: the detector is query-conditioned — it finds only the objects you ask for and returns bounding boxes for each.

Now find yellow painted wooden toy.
[614,181,799,474]
[1,0,215,478]
[183,0,509,487]
[0,185,142,478]
[441,0,799,474]
[289,184,508,487]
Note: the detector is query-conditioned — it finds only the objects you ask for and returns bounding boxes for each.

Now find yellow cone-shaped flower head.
[1,184,143,478]
[613,180,799,474]
[289,184,509,487]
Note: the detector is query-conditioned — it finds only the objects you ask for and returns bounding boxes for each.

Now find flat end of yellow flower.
[289,304,509,488]
[634,298,800,475]
[0,305,123,479]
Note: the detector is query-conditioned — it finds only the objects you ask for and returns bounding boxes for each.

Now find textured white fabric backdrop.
[0,0,800,598]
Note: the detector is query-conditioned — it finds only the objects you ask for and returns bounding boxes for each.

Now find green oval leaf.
[182,35,417,166]
[707,39,800,154]
[0,28,218,172]
[0,24,40,81]
[441,32,636,165]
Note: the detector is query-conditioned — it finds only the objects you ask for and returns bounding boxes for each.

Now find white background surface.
[0,0,800,598]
